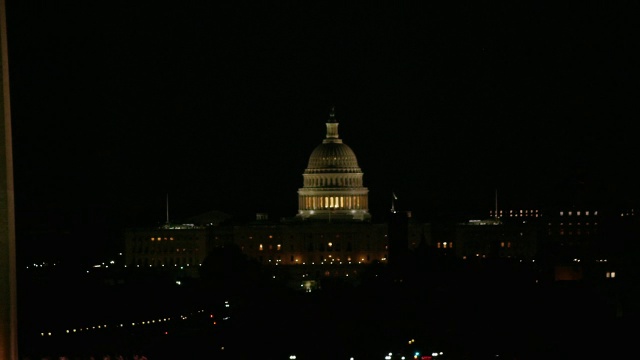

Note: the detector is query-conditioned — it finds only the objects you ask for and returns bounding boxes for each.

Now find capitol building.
[123,109,430,286]
[122,108,632,289]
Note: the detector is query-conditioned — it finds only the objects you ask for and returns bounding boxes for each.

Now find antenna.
[166,193,170,224]
[495,189,498,219]
[391,191,398,212]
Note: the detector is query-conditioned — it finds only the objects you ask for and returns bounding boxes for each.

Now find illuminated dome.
[306,142,360,172]
[296,108,371,221]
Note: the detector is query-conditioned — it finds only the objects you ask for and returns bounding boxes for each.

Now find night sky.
[4,2,639,258]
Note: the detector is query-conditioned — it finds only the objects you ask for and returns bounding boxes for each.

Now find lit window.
[269,235,273,239]
[560,211,564,216]
[568,211,572,216]
[577,211,581,216]
[277,244,281,251]
[259,244,263,251]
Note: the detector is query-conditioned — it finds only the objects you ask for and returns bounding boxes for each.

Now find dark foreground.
[17,261,636,360]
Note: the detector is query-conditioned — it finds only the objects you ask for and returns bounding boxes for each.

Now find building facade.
[123,223,208,278]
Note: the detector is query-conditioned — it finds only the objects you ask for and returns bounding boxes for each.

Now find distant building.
[454,216,539,261]
[452,203,632,289]
[123,223,208,278]
[541,206,617,283]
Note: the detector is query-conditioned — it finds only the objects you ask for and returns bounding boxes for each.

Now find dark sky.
[4,2,640,257]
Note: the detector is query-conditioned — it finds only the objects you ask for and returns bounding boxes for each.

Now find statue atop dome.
[328,106,337,123]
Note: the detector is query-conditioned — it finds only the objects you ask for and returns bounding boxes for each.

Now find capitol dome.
[296,108,371,221]
[306,142,360,172]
